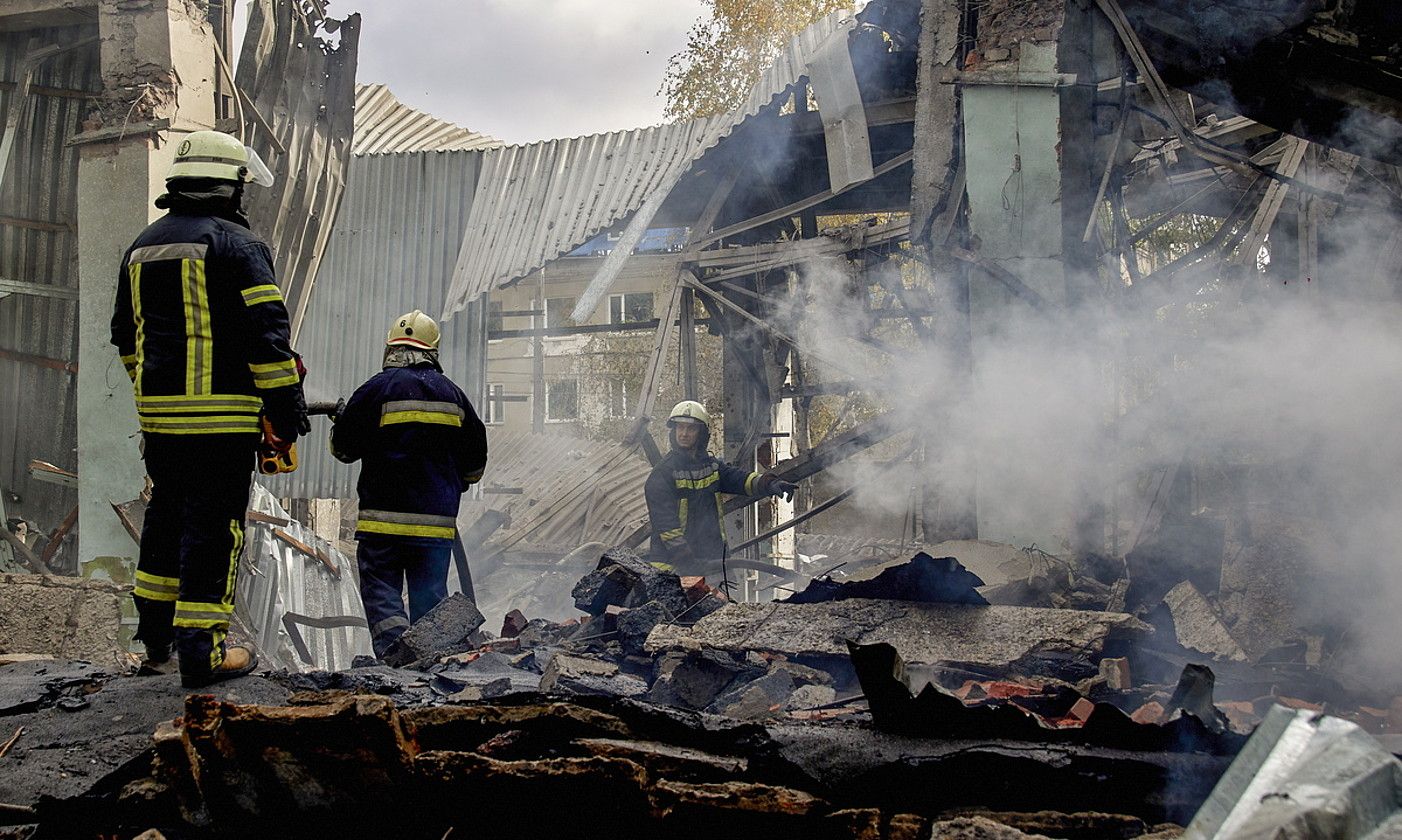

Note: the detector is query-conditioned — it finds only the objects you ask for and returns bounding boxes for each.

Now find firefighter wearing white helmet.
[111,128,303,688]
[644,400,797,574]
[331,310,487,659]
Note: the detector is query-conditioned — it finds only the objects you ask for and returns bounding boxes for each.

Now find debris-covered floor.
[4,546,1401,839]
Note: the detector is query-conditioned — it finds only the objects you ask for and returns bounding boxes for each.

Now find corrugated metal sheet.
[235,0,359,343]
[352,83,501,155]
[442,6,861,319]
[459,426,651,554]
[0,26,98,533]
[238,483,371,671]
[264,149,487,500]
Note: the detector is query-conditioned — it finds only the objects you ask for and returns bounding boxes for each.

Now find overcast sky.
[248,0,709,145]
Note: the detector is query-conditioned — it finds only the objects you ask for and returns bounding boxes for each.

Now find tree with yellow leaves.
[661,0,853,120]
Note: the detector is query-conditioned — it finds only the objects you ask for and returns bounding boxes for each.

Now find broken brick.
[1130,701,1166,725]
[501,609,528,638]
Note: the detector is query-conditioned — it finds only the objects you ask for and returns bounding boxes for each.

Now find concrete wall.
[0,573,130,669]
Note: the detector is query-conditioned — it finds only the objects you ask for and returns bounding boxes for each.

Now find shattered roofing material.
[460,427,651,552]
[442,6,862,318]
[352,83,502,155]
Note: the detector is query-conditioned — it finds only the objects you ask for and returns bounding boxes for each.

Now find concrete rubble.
[3,533,1400,839]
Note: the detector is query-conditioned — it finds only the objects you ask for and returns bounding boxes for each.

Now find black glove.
[263,383,310,443]
[765,477,798,502]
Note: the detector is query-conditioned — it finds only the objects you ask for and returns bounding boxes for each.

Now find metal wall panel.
[0,26,97,533]
[442,7,860,317]
[235,0,360,343]
[265,149,487,500]
[352,83,501,155]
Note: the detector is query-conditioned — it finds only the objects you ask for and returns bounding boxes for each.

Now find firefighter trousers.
[132,433,257,679]
[356,535,451,657]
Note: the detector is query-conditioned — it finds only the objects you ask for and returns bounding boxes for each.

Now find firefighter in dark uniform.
[111,130,308,688]
[645,400,797,574]
[331,310,488,658]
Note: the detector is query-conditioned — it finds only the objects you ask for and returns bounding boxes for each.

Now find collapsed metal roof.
[441,6,864,320]
[352,83,501,155]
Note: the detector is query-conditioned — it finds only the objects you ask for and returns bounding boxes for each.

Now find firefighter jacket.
[110,207,300,436]
[645,448,765,563]
[330,363,487,542]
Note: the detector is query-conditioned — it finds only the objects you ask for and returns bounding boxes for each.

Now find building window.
[544,296,577,329]
[483,383,505,425]
[609,292,654,325]
[605,378,630,418]
[545,378,579,422]
[487,300,503,337]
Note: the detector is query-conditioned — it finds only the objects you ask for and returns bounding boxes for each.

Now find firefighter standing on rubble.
[645,400,797,575]
[111,130,309,688]
[331,311,488,658]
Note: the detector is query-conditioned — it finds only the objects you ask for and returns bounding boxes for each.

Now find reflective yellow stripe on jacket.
[356,508,457,539]
[380,400,464,427]
[248,358,299,389]
[241,284,283,307]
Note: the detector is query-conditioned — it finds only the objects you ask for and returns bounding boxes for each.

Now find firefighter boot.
[181,645,259,689]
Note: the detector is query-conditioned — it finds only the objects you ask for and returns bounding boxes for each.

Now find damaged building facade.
[3,0,1402,837]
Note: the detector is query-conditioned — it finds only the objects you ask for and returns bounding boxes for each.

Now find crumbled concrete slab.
[647,649,762,711]
[0,660,107,716]
[1162,581,1249,662]
[538,652,647,698]
[785,684,838,710]
[707,670,795,719]
[0,668,288,808]
[572,547,690,618]
[926,816,1052,839]
[646,600,1151,675]
[0,574,130,670]
[383,593,485,667]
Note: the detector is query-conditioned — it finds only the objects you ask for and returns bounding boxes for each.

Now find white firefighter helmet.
[387,310,440,350]
[167,130,275,186]
[667,400,710,427]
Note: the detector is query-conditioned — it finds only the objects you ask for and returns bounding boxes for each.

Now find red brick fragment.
[1130,701,1165,725]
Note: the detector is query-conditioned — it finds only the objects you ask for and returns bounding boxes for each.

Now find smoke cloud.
[779,195,1402,686]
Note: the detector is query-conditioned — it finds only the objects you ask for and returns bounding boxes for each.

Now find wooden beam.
[0,214,70,233]
[728,441,919,554]
[720,411,907,515]
[693,151,915,249]
[947,248,1050,310]
[0,276,77,301]
[1230,137,1309,268]
[679,287,697,401]
[0,347,76,374]
[487,316,710,340]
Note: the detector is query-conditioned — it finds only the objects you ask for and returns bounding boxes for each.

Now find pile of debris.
[7,538,1402,838]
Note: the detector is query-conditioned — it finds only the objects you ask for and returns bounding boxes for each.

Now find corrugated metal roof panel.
[0,27,97,535]
[353,83,501,155]
[442,7,860,318]
[458,427,650,554]
[264,149,487,500]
